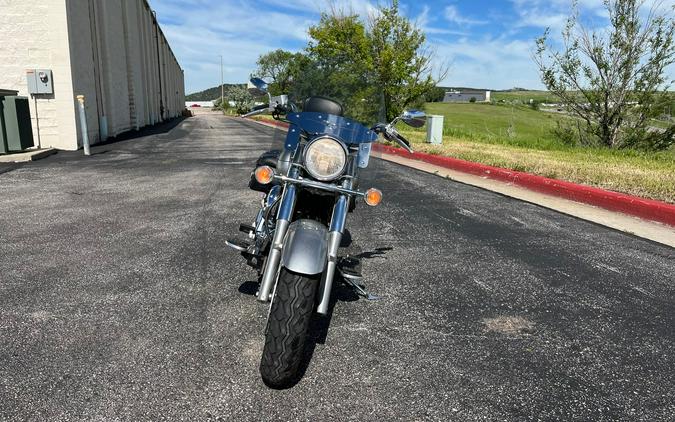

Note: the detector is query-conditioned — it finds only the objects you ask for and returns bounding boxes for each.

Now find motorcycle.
[226,77,426,388]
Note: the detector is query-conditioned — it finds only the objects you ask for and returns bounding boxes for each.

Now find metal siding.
[72,0,185,140]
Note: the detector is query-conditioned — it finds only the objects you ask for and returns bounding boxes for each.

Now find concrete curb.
[372,144,675,227]
[242,116,675,227]
[0,148,57,163]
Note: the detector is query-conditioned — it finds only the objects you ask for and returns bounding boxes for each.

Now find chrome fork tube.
[257,183,297,302]
[317,193,348,315]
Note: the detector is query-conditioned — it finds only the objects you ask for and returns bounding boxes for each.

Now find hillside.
[185,84,245,101]
[187,84,561,104]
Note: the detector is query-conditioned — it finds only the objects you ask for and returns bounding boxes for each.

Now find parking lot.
[0,114,673,421]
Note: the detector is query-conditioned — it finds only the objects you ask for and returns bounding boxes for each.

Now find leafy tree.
[534,0,675,150]
[228,85,253,114]
[368,1,445,120]
[254,49,308,95]
[301,11,376,121]
[425,86,447,103]
[300,0,446,122]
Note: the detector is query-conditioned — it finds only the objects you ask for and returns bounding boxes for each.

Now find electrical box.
[426,115,444,145]
[0,96,34,153]
[26,69,53,95]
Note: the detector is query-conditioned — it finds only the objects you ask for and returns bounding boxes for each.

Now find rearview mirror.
[247,78,269,96]
[400,109,426,128]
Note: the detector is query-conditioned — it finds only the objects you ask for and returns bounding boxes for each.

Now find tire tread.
[260,268,318,388]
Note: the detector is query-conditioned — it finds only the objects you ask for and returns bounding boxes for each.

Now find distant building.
[0,0,185,151]
[443,90,491,103]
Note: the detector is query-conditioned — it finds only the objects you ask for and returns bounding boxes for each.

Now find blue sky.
[148,0,674,94]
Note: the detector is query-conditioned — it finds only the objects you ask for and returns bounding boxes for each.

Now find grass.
[398,102,675,203]
[421,102,565,149]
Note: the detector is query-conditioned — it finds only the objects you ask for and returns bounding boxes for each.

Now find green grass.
[397,102,675,203]
[419,102,565,150]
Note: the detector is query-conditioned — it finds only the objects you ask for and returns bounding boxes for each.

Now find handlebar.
[241,106,269,118]
[394,131,413,153]
[372,123,414,153]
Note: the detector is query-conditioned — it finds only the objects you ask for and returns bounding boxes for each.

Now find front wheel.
[260,268,319,388]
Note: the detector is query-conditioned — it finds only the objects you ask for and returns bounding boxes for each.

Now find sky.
[148,0,675,95]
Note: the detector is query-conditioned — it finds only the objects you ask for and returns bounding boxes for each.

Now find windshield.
[285,112,378,150]
[251,63,386,154]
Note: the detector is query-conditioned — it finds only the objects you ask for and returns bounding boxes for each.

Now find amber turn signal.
[364,188,383,206]
[254,166,275,185]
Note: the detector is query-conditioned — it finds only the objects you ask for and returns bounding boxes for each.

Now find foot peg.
[338,256,380,301]
[226,238,250,252]
[342,276,381,301]
[227,238,264,271]
[338,256,362,280]
[239,224,255,235]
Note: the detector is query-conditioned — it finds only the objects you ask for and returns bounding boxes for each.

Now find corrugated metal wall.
[67,0,185,145]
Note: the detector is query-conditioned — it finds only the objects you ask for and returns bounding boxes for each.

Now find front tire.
[260,268,318,388]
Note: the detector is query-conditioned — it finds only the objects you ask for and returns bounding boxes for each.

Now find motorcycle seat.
[303,96,344,117]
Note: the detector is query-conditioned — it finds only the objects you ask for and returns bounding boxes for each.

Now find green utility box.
[0,95,34,154]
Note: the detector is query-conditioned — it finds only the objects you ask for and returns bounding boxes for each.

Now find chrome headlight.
[303,136,348,181]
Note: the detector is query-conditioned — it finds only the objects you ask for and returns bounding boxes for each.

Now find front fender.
[280,219,327,275]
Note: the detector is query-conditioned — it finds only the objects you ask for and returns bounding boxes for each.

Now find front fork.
[257,183,296,302]
[256,179,350,316]
[317,194,347,314]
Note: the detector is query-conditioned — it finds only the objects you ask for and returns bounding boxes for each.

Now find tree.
[301,0,446,122]
[303,11,376,121]
[368,1,445,120]
[534,0,675,150]
[228,85,253,114]
[254,49,308,95]
[425,86,447,103]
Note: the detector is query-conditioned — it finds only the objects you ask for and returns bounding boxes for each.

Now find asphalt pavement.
[0,113,673,421]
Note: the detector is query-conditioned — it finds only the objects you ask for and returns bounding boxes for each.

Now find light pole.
[220,55,224,110]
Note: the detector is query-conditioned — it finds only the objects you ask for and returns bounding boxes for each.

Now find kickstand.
[341,276,381,301]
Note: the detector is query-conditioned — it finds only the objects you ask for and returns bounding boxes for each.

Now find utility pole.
[220,55,224,110]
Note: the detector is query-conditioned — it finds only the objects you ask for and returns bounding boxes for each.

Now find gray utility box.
[426,114,444,145]
[26,69,54,95]
[0,95,34,154]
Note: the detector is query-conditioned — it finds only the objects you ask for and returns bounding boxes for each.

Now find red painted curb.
[244,117,289,129]
[372,144,675,227]
[242,117,675,226]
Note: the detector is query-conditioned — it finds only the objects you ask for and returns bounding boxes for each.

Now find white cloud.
[149,0,384,92]
[433,37,544,89]
[444,5,488,26]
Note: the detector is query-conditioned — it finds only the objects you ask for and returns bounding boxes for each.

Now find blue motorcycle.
[227,78,426,388]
